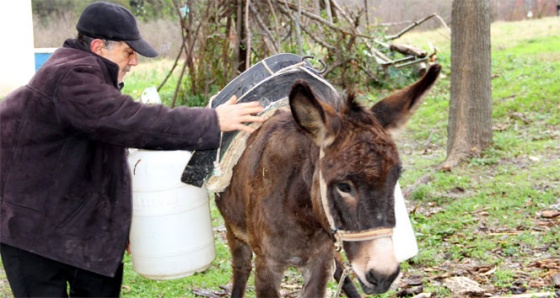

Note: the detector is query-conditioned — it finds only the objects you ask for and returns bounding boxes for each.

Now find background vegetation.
[31,0,560,108]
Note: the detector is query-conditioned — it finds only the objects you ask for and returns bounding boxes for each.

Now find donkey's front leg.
[254,256,285,298]
[225,226,253,298]
[301,248,335,297]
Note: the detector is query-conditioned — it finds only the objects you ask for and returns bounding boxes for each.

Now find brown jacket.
[0,39,220,277]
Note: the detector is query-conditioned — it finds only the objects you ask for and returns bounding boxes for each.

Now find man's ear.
[90,39,106,56]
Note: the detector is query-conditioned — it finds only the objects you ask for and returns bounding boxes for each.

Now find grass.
[123,59,183,106]
[1,17,559,298]
[124,58,211,108]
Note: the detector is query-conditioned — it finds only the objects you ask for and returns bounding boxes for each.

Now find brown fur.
[216,64,441,297]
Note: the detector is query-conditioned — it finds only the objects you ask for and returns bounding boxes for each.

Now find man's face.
[98,41,138,84]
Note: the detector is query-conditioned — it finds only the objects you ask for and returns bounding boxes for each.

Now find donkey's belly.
[256,228,333,267]
[286,256,305,267]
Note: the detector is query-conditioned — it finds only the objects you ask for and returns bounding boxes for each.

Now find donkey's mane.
[341,91,379,128]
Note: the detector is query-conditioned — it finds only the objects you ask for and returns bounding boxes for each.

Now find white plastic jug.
[393,182,418,262]
[127,150,215,280]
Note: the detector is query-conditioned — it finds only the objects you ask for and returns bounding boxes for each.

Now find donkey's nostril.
[362,266,401,294]
[365,269,379,287]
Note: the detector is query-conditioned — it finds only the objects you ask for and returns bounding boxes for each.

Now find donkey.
[216,64,441,297]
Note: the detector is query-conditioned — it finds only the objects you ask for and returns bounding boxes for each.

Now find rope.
[336,227,394,242]
[212,132,223,177]
[261,60,275,75]
[333,266,351,298]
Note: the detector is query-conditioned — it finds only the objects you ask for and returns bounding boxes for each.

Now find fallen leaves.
[509,112,530,124]
[541,210,560,218]
[396,255,560,297]
[192,287,225,298]
[528,258,560,285]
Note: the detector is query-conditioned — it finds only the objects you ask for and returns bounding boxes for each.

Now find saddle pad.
[181,53,340,187]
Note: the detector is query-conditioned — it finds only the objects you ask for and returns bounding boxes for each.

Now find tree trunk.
[443,0,492,170]
[295,0,303,55]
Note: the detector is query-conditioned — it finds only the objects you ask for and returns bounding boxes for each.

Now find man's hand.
[215,95,266,133]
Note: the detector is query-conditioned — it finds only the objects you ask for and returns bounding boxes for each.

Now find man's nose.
[130,52,139,66]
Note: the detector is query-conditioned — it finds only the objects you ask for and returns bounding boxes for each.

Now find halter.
[318,149,394,250]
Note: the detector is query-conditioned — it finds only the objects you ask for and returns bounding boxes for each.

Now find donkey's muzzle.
[360,266,400,294]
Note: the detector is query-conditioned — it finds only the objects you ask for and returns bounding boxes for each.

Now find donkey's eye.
[335,182,352,194]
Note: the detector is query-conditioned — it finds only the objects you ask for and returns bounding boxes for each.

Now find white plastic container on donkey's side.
[393,182,419,262]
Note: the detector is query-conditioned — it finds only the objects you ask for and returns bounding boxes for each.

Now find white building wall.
[0,0,35,97]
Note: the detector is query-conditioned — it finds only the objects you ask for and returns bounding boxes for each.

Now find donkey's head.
[289,64,441,294]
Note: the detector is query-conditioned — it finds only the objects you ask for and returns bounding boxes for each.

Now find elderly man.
[0,2,263,297]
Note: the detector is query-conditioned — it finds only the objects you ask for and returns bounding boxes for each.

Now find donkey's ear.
[371,64,441,133]
[290,79,341,147]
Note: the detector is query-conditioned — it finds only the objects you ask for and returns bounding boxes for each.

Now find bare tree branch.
[297,19,335,51]
[329,0,354,24]
[386,13,450,40]
[324,0,333,23]
[249,1,279,53]
[295,0,303,55]
[275,0,390,64]
[245,0,251,69]
[276,0,341,33]
[265,0,281,51]
[157,42,184,92]
[170,0,206,107]
[159,0,432,106]
[322,57,352,77]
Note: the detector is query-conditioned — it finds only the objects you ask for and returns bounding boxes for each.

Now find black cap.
[77,2,158,57]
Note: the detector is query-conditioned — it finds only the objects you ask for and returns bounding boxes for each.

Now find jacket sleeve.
[54,64,221,151]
